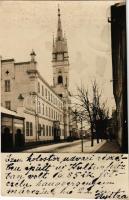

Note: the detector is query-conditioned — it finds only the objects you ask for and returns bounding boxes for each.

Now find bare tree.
[77,81,109,146]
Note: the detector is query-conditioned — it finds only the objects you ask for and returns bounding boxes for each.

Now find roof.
[1,107,24,119]
[1,59,15,63]
[116,2,125,7]
[15,61,31,65]
[112,2,125,8]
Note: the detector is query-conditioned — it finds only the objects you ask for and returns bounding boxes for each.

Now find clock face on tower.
[57,54,63,61]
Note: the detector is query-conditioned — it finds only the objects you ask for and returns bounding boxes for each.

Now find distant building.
[1,7,71,145]
[109,2,128,152]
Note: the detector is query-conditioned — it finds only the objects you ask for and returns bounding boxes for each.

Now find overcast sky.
[0,0,123,113]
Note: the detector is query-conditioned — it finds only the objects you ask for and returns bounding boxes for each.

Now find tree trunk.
[97,137,99,143]
[91,126,94,146]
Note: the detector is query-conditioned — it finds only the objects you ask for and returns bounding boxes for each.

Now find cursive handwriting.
[2,153,128,199]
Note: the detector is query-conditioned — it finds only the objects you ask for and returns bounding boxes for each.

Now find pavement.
[95,139,121,153]
[22,139,120,153]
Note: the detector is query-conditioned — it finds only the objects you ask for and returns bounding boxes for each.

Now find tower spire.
[52,5,69,95]
[57,5,63,40]
[52,5,69,59]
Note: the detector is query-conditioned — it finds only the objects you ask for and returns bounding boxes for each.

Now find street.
[22,139,120,153]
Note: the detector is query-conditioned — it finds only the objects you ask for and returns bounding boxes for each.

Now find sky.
[0,0,123,113]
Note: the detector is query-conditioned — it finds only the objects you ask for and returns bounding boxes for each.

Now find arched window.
[58,76,63,84]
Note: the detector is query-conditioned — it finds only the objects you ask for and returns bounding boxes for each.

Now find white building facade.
[1,7,71,144]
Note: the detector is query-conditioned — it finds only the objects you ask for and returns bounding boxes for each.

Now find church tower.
[52,6,69,98]
[52,6,71,138]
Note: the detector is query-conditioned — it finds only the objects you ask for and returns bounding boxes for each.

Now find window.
[30,122,33,136]
[26,122,29,136]
[49,107,50,118]
[5,101,11,110]
[49,126,51,136]
[59,94,62,98]
[26,122,33,136]
[48,91,50,101]
[38,82,40,93]
[38,101,41,113]
[51,108,52,118]
[42,85,44,96]
[43,125,45,136]
[45,88,47,99]
[38,124,41,136]
[46,125,48,136]
[52,127,54,136]
[42,104,44,115]
[5,80,10,92]
[46,106,48,116]
[52,109,53,119]
[58,76,63,84]
[54,110,55,119]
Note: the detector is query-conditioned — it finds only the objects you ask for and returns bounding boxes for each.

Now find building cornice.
[15,61,37,65]
[1,59,15,63]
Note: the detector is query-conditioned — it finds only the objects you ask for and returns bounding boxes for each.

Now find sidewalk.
[95,140,121,153]
[82,139,120,153]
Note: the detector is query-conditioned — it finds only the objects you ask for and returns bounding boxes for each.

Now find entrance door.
[54,128,60,142]
[15,129,25,150]
[1,127,13,152]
